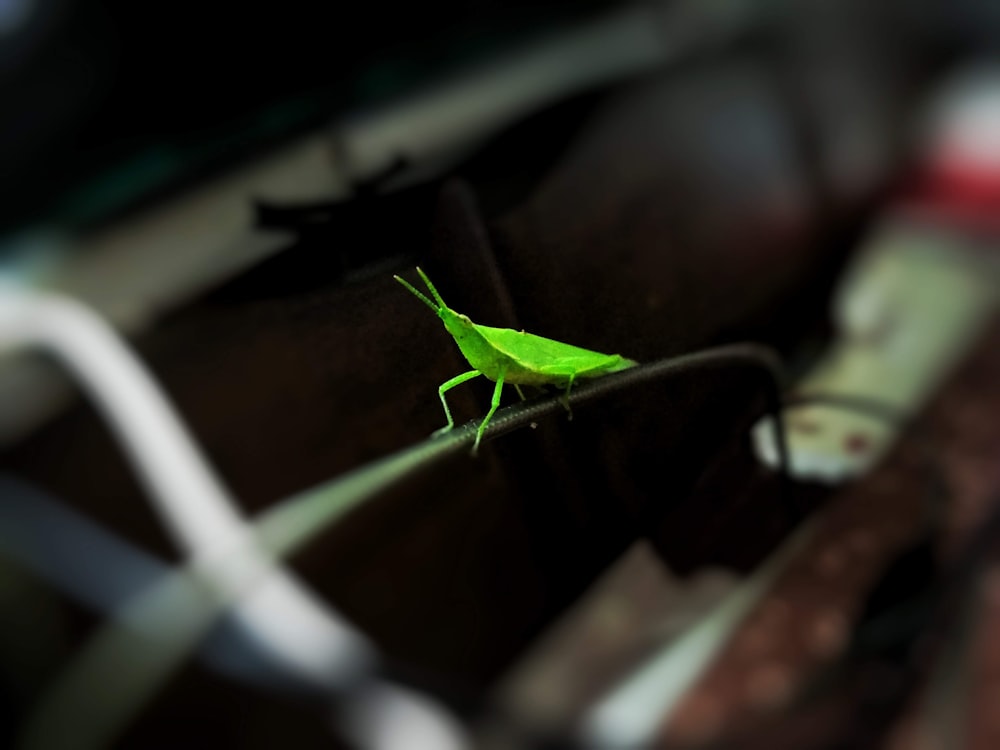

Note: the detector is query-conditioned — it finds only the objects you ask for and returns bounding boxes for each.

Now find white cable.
[0,280,466,748]
[0,280,364,686]
[0,283,241,550]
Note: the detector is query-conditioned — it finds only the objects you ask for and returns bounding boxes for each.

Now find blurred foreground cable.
[0,476,337,690]
[0,281,467,750]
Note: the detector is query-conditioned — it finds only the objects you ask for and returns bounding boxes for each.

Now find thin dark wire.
[259,343,794,558]
[486,342,791,474]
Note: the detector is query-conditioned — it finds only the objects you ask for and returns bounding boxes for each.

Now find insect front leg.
[435,370,481,436]
[473,367,506,454]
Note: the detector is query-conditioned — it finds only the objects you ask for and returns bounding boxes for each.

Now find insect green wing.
[476,325,636,376]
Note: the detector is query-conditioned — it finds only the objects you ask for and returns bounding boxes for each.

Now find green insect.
[394,267,638,452]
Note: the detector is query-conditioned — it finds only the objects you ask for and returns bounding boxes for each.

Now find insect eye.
[460,314,471,323]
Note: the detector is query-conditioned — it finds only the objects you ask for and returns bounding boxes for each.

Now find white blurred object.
[344,682,468,750]
[918,65,1000,173]
[753,65,1000,483]
[753,232,996,482]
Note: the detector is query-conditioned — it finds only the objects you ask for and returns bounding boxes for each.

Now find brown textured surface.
[964,566,1000,750]
[656,314,1000,749]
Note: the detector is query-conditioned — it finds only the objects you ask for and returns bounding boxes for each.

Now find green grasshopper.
[395,267,638,452]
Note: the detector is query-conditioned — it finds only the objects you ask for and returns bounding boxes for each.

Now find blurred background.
[3,0,1000,748]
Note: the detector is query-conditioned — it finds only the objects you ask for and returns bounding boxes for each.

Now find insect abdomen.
[503,363,567,386]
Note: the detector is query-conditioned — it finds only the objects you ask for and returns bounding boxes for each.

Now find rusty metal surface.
[657,315,1000,749]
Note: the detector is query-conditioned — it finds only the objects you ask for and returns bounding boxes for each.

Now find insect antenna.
[415,267,449,309]
[393,273,440,313]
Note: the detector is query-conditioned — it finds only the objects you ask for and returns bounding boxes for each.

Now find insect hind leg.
[559,374,576,421]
